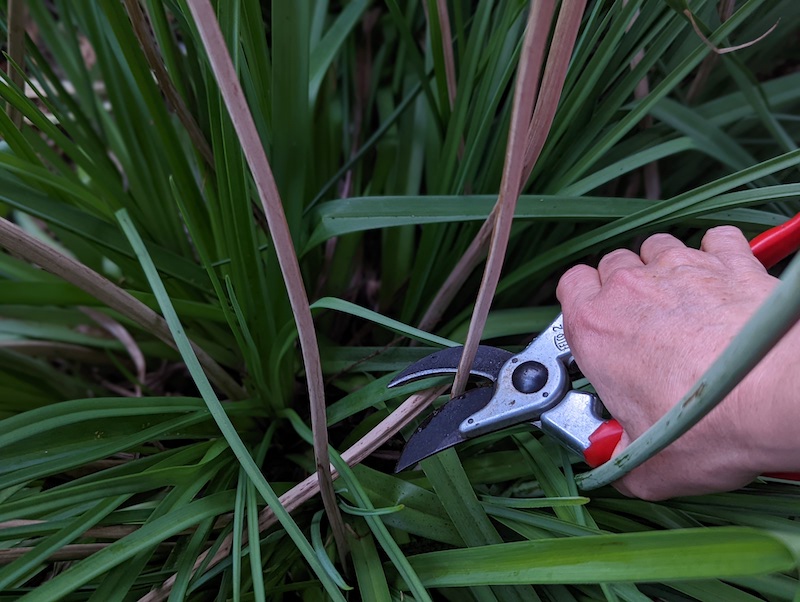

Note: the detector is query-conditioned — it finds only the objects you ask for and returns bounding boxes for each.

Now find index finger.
[557,264,601,315]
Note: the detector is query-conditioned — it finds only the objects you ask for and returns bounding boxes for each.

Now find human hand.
[556,226,794,500]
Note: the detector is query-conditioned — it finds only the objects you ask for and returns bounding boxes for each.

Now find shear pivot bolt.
[512,361,548,394]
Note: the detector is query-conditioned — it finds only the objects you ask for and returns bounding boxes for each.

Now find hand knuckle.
[724,252,765,272]
[604,265,640,288]
[597,249,629,270]
[556,269,580,298]
[707,225,741,238]
[640,232,673,254]
[657,247,693,265]
[561,265,586,282]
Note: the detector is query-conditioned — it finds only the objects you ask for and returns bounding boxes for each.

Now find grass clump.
[0,1,798,600]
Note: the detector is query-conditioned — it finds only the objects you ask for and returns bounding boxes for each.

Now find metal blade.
[388,345,512,388]
[395,386,495,472]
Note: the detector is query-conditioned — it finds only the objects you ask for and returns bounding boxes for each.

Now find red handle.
[750,212,800,269]
[584,419,623,468]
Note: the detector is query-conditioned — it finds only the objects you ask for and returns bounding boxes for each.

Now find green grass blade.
[282,409,432,602]
[311,297,457,347]
[116,208,347,601]
[0,494,128,589]
[246,479,267,602]
[347,518,392,602]
[17,492,236,602]
[309,0,369,104]
[400,528,799,587]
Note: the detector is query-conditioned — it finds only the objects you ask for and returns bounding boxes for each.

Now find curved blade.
[395,386,495,472]
[388,345,512,388]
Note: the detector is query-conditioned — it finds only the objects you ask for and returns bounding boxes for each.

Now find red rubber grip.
[584,419,623,468]
[764,472,800,480]
[750,212,800,269]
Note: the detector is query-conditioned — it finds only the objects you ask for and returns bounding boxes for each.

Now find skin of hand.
[556,226,800,500]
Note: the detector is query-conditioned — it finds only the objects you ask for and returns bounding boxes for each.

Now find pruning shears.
[390,215,800,474]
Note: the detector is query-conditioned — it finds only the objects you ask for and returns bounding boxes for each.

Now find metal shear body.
[389,314,622,471]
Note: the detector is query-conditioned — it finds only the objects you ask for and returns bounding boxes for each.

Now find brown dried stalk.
[435,0,457,109]
[0,216,244,400]
[687,0,735,102]
[122,0,214,167]
[0,544,108,564]
[0,543,174,564]
[185,0,347,563]
[139,386,445,602]
[522,0,588,183]
[624,1,659,199]
[6,0,26,129]
[685,8,778,55]
[417,0,563,335]
[416,230,489,333]
[80,307,146,396]
[0,340,111,363]
[451,0,557,396]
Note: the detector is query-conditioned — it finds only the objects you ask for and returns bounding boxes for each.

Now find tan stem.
[122,0,214,167]
[187,0,346,564]
[0,217,245,400]
[451,0,555,397]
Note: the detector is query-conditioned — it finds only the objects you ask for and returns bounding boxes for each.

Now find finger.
[700,225,767,272]
[556,264,600,314]
[700,225,750,254]
[639,232,690,265]
[597,249,644,284]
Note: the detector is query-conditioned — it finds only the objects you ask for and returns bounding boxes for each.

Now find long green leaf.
[18,493,236,602]
[401,528,799,587]
[116,209,346,601]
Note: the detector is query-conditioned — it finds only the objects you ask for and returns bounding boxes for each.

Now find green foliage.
[0,1,799,600]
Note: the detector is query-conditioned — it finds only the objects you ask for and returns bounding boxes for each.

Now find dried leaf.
[0,216,244,400]
[685,9,779,55]
[185,0,346,565]
[452,0,558,396]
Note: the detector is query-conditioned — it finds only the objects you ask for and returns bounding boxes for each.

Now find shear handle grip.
[584,419,623,468]
[750,212,800,269]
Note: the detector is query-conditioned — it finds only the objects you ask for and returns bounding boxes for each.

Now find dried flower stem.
[185,0,347,562]
[451,0,556,396]
[0,216,244,400]
[122,0,214,167]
